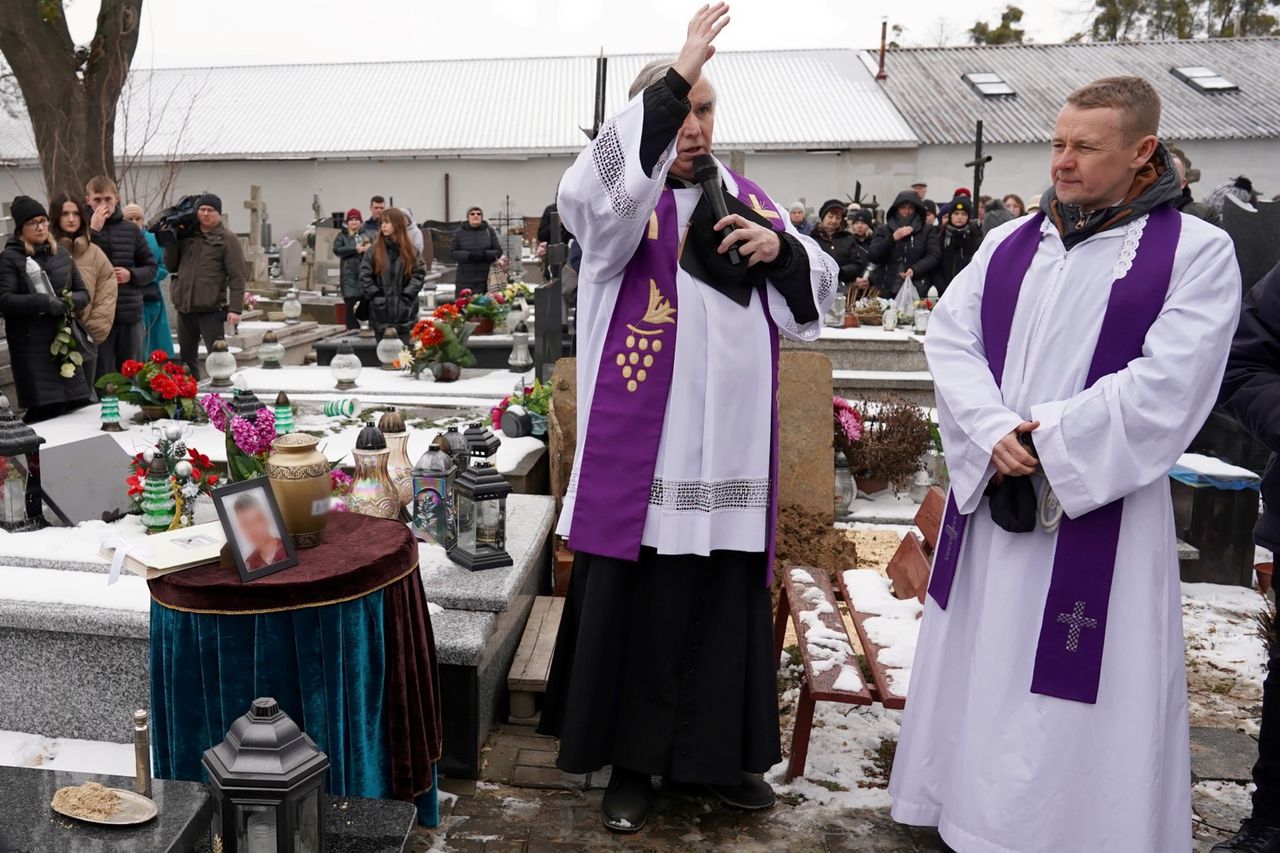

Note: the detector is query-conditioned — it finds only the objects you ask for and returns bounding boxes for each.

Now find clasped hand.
[991,420,1040,477]
[713,214,781,266]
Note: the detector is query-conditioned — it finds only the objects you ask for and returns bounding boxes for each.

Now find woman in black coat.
[0,196,92,422]
[450,206,504,291]
[934,195,984,295]
[359,207,425,339]
[867,190,941,298]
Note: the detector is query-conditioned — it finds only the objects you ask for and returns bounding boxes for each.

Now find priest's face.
[1051,105,1159,211]
[669,79,716,181]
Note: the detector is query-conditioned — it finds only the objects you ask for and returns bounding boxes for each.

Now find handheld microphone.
[692,154,740,266]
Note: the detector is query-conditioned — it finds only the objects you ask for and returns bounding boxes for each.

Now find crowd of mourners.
[796,164,1265,302]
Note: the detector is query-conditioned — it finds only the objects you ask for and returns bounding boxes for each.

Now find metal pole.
[535,211,565,381]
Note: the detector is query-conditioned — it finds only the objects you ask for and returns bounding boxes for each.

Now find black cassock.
[539,549,781,785]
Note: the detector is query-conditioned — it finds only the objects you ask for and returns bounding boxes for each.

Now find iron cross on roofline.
[966,120,994,203]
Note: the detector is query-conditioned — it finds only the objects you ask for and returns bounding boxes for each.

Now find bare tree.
[0,1,143,199]
[115,70,209,212]
[924,17,961,46]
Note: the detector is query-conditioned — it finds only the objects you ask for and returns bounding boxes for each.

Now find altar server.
[889,76,1241,852]
[539,3,835,833]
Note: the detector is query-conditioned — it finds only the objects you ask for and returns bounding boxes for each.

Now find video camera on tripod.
[147,194,202,247]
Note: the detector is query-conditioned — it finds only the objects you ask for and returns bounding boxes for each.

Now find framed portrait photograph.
[212,478,298,582]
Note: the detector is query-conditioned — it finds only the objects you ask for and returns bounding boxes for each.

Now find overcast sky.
[65,0,1086,68]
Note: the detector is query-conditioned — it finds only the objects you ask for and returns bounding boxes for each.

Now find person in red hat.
[332,207,370,330]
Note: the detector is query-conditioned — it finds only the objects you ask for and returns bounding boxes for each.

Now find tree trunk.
[0,1,142,201]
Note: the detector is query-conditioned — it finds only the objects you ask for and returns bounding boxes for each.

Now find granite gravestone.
[41,434,136,524]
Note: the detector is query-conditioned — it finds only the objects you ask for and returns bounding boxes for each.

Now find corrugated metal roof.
[870,37,1280,145]
[0,49,916,164]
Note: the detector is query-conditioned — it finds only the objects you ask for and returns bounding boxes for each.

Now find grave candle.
[273,392,294,435]
[100,383,124,432]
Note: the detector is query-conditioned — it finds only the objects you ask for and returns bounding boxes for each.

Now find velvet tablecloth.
[148,512,443,826]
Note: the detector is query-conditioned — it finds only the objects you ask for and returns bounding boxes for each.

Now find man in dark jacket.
[867,190,941,297]
[163,194,246,378]
[934,194,984,294]
[361,195,386,237]
[451,206,504,291]
[847,208,875,296]
[809,199,863,289]
[1216,259,1280,853]
[85,175,156,378]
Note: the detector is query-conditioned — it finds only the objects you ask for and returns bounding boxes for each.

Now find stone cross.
[1057,600,1097,652]
[243,185,268,283]
[965,120,993,202]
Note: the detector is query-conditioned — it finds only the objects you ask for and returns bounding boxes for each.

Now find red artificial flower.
[150,350,169,363]
[493,292,506,304]
[149,373,179,400]
[164,362,185,376]
[177,377,198,398]
[458,288,472,298]
[205,473,219,487]
[121,360,144,378]
[432,303,461,321]
[187,447,212,470]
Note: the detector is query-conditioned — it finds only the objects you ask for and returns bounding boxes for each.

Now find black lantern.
[449,461,512,571]
[232,388,268,421]
[433,426,470,473]
[462,422,501,469]
[0,394,46,532]
[203,697,329,853]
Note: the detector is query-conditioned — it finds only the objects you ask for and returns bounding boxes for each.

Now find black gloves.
[43,294,66,316]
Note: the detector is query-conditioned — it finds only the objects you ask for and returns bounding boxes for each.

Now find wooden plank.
[783,566,873,705]
[838,572,907,710]
[915,486,947,553]
[886,532,930,604]
[508,596,563,690]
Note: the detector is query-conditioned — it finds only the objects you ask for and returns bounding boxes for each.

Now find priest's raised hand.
[672,3,730,88]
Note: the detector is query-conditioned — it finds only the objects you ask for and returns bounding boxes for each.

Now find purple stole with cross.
[927,205,1182,704]
[568,168,787,584]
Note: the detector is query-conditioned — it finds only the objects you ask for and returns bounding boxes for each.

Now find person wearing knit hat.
[811,198,864,288]
[9,195,46,231]
[1203,176,1258,217]
[121,202,175,358]
[0,193,93,420]
[787,202,813,236]
[333,207,370,329]
[164,190,246,377]
[934,193,983,294]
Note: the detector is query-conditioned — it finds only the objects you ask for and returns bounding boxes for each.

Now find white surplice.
[555,92,836,556]
[889,212,1241,852]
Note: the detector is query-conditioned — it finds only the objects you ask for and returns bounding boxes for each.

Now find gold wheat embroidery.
[641,279,676,326]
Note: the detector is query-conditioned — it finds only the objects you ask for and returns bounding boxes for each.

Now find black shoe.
[602,766,651,833]
[704,773,776,811]
[1214,820,1280,853]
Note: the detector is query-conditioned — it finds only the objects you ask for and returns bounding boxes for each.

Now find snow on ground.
[0,730,134,776]
[768,691,901,812]
[1183,582,1269,690]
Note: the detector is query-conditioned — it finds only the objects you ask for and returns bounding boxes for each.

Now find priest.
[538,3,836,834]
[889,76,1241,851]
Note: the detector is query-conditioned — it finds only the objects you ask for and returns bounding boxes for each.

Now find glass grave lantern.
[507,321,534,374]
[449,459,512,571]
[411,445,457,549]
[376,328,402,370]
[462,422,501,469]
[329,343,362,391]
[377,408,413,509]
[281,289,303,325]
[348,421,399,519]
[433,425,470,473]
[273,392,294,435]
[259,331,285,370]
[207,340,238,388]
[0,394,46,532]
[202,697,329,853]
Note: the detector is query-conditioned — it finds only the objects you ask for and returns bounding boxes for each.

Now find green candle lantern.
[141,454,175,533]
[273,392,294,435]
[100,383,124,433]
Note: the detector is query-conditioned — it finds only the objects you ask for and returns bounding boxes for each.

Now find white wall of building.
[0,137,1272,240]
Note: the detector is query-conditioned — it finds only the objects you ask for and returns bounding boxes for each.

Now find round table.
[148,511,442,827]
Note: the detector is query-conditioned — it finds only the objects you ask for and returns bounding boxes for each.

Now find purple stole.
[568,169,786,584]
[927,205,1182,704]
